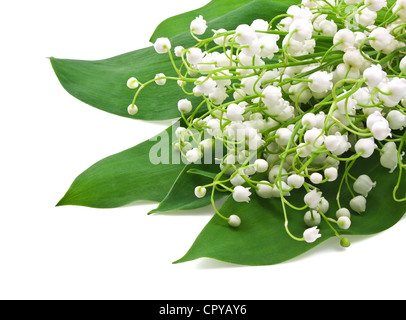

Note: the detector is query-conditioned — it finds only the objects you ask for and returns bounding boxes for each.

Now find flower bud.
[340,237,351,248]
[337,216,352,230]
[154,73,166,86]
[186,148,202,163]
[178,99,193,113]
[194,186,207,198]
[310,172,323,184]
[336,208,351,219]
[319,197,330,213]
[275,128,292,146]
[127,104,138,115]
[174,46,184,57]
[127,77,139,89]
[254,159,269,173]
[304,210,321,227]
[228,215,241,227]
[287,174,305,189]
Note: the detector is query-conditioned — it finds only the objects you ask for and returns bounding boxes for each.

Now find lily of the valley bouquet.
[51,0,406,265]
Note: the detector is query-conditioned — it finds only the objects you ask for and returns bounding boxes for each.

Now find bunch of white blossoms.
[127,0,406,247]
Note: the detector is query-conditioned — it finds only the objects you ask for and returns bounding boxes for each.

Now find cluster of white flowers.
[127,0,406,247]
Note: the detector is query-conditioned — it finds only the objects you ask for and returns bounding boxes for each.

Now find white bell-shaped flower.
[213,29,230,46]
[230,173,246,187]
[186,148,202,163]
[154,37,171,54]
[303,227,322,243]
[174,46,184,57]
[355,137,377,158]
[343,47,366,69]
[319,197,330,213]
[319,20,337,36]
[324,132,351,155]
[275,128,293,146]
[256,181,274,199]
[365,0,387,11]
[353,174,377,197]
[186,47,204,65]
[289,19,313,41]
[363,64,387,88]
[324,167,338,182]
[370,120,392,141]
[304,128,324,148]
[350,195,367,213]
[369,27,395,51]
[380,142,400,172]
[194,77,217,96]
[254,159,269,173]
[226,103,245,122]
[333,29,355,51]
[287,174,305,189]
[367,111,392,141]
[308,71,333,93]
[190,15,207,35]
[304,189,323,209]
[355,8,377,27]
[258,35,279,59]
[268,165,288,184]
[393,0,406,20]
[235,24,256,45]
[233,186,252,202]
[387,110,406,130]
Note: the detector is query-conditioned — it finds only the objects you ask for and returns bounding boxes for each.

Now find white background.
[1,0,406,300]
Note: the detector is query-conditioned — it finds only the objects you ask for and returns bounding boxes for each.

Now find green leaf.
[149,163,225,214]
[50,51,200,121]
[57,125,185,208]
[50,0,297,121]
[175,154,406,265]
[150,0,300,43]
[187,168,218,179]
[150,0,252,42]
